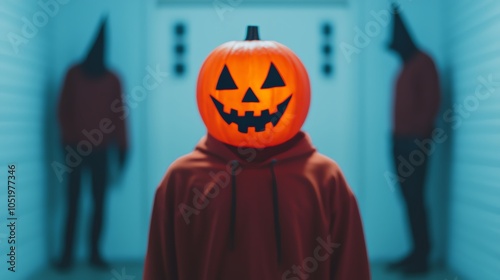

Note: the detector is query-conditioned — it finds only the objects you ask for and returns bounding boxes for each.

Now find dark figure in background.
[57,18,128,269]
[386,5,440,275]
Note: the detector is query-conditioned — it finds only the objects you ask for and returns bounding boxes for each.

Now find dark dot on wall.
[175,23,185,36]
[175,44,185,54]
[322,23,332,36]
[175,63,185,75]
[323,64,332,75]
[323,44,332,55]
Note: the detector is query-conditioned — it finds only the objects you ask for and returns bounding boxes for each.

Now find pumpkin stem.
[245,26,260,40]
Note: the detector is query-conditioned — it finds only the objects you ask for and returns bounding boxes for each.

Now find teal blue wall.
[0,1,53,278]
[444,2,500,279]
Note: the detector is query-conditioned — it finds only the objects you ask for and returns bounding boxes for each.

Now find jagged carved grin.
[210,95,293,133]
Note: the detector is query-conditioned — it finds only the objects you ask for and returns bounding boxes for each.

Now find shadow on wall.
[44,63,60,263]
[428,63,454,265]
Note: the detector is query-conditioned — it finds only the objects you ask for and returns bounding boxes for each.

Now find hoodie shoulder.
[154,152,198,195]
[416,52,437,69]
[66,64,81,77]
[308,151,343,175]
[107,69,122,82]
[158,149,210,183]
[159,151,199,178]
[308,151,355,195]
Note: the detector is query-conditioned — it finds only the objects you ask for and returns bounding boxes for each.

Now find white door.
[145,4,362,202]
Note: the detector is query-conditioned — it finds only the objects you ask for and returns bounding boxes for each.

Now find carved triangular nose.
[242,87,260,103]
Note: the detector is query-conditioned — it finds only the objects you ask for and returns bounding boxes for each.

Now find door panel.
[146,6,361,203]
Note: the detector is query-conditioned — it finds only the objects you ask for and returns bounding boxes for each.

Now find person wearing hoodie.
[57,18,128,269]
[143,26,370,280]
[386,5,441,275]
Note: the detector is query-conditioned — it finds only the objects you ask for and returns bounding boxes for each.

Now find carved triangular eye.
[261,63,285,89]
[216,65,238,90]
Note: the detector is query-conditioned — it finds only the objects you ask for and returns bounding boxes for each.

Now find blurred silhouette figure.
[56,18,128,270]
[386,4,440,275]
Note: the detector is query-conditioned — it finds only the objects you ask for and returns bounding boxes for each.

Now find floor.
[29,262,144,280]
[370,263,461,280]
[29,262,462,280]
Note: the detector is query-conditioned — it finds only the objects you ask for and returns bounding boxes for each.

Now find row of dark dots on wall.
[173,22,334,78]
[174,22,186,76]
[321,22,334,77]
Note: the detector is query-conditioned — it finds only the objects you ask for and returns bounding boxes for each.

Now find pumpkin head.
[197,26,310,148]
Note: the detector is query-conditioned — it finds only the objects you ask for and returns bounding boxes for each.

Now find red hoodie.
[144,132,370,280]
[393,51,441,137]
[58,64,128,149]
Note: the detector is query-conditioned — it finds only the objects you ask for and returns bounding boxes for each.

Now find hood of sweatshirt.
[195,131,316,167]
[81,18,108,77]
[388,5,419,62]
[194,131,315,263]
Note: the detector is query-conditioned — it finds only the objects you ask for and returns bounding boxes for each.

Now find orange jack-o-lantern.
[197,26,311,148]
